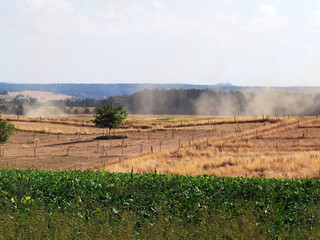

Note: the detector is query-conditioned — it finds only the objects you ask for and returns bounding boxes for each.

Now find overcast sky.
[1,0,320,86]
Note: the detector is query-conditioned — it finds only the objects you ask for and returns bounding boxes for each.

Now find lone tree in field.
[93,104,127,136]
[0,117,15,143]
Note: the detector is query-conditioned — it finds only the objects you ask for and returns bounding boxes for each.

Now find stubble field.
[2,114,320,179]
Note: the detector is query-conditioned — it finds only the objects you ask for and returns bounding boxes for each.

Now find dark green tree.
[16,104,24,115]
[93,104,127,136]
[0,117,15,143]
[84,107,90,114]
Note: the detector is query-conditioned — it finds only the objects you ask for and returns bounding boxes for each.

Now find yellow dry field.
[1,115,320,179]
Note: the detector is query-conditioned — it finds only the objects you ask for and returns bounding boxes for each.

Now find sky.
[1,0,320,86]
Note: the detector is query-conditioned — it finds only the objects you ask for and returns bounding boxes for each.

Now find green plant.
[16,104,24,115]
[93,104,127,136]
[0,117,15,143]
[0,169,319,238]
[95,135,128,140]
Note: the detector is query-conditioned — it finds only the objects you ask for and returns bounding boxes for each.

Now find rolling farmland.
[0,114,320,238]
[1,115,320,178]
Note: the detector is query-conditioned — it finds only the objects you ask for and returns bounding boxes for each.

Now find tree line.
[2,88,320,116]
[52,88,320,116]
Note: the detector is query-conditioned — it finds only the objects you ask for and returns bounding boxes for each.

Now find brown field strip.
[3,114,280,130]
[1,115,320,178]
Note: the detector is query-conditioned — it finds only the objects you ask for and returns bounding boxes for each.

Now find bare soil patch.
[2,115,320,178]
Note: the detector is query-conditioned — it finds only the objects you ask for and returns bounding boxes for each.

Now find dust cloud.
[195,91,320,116]
[18,88,320,117]
[124,88,320,116]
[23,105,67,117]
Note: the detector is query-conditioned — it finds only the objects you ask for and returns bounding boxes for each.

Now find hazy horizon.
[1,1,320,86]
[3,82,320,88]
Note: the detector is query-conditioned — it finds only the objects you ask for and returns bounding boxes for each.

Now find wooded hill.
[2,82,320,99]
[0,83,237,99]
[57,89,320,116]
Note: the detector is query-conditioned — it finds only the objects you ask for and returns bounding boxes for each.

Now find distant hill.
[0,83,239,99]
[1,82,320,99]
[216,82,234,87]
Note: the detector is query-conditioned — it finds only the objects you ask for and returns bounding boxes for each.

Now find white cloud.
[1,0,317,86]
[308,10,320,26]
[95,2,187,36]
[18,0,100,36]
[152,0,164,10]
[257,4,276,15]
[247,4,289,30]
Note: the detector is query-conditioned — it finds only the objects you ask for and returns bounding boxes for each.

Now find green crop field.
[0,169,319,239]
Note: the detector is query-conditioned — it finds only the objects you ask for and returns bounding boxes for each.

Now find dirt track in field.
[0,116,271,170]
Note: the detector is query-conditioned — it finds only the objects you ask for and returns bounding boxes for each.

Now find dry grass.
[11,121,101,135]
[106,146,320,179]
[3,115,320,179]
[105,116,320,179]
[4,114,279,131]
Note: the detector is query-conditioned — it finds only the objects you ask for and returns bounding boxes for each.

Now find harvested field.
[2,115,320,178]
